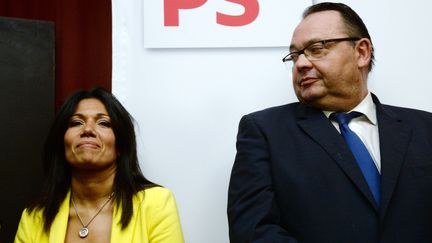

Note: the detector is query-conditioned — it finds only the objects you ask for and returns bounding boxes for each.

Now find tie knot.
[331,112,362,126]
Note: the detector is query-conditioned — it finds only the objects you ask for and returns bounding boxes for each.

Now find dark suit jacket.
[228,94,432,243]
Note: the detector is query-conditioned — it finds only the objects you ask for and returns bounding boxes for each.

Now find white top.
[323,92,381,173]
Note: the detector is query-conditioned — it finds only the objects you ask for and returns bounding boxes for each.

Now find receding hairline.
[302,10,358,37]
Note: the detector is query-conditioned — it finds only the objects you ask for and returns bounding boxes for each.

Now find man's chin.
[297,92,325,105]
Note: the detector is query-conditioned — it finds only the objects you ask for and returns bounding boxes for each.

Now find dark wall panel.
[0,16,54,242]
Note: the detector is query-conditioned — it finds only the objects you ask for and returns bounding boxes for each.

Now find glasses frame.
[282,37,361,64]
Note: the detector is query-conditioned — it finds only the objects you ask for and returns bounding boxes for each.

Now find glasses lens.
[305,44,329,60]
[283,60,294,70]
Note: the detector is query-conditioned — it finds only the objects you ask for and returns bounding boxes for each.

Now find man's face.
[290,11,369,111]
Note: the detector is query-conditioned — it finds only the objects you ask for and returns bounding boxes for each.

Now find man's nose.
[294,53,313,70]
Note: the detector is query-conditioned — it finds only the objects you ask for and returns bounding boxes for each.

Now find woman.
[14,87,184,243]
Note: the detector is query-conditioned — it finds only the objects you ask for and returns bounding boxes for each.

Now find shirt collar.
[322,92,377,125]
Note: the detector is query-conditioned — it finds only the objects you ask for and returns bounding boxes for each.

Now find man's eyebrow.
[289,44,297,51]
[289,38,322,52]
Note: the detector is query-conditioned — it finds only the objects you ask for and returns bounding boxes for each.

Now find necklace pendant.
[79,227,89,238]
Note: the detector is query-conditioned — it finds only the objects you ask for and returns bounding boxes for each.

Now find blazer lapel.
[373,96,412,221]
[296,105,379,211]
[49,190,70,243]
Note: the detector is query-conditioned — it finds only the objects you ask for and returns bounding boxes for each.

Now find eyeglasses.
[282,37,360,66]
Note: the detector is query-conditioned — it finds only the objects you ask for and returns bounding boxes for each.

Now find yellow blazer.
[14,187,184,243]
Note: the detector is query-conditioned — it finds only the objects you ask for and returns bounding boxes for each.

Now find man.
[227,2,432,243]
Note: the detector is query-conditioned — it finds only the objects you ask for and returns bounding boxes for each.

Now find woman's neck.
[70,163,117,206]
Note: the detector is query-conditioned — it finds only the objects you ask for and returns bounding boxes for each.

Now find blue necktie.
[331,112,380,206]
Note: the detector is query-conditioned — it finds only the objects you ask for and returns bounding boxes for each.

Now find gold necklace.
[71,192,114,238]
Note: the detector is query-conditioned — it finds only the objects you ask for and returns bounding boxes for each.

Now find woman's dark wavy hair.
[303,2,375,72]
[28,87,155,232]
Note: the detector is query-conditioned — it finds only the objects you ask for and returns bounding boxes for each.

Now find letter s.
[216,0,260,27]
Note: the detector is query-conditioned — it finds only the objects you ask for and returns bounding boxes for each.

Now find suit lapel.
[373,96,412,221]
[296,105,379,211]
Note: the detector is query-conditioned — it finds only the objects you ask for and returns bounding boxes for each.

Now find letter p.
[164,0,208,26]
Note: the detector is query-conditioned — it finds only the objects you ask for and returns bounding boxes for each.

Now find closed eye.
[69,120,83,127]
[307,44,325,55]
[98,120,112,128]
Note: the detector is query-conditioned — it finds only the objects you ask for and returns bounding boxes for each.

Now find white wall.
[320,0,432,111]
[112,1,432,243]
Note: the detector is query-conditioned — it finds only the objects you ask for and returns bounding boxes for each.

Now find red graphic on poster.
[217,0,260,26]
[164,0,207,26]
[164,0,260,27]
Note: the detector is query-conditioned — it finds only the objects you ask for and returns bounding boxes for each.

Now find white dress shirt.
[323,92,381,173]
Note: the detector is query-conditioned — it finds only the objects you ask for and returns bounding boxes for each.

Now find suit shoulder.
[382,104,432,126]
[236,103,305,135]
[243,102,301,120]
[382,104,432,118]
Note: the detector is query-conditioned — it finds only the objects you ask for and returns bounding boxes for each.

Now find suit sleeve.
[228,115,300,243]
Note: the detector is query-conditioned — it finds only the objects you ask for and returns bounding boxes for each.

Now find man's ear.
[356,38,372,69]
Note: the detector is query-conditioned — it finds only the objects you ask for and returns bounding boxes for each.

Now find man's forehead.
[290,11,345,48]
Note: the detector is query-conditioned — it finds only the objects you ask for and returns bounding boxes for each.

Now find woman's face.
[64,98,117,170]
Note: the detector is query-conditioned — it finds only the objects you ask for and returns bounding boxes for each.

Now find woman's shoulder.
[132,187,184,242]
[14,206,46,241]
[20,207,44,223]
[135,186,176,205]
